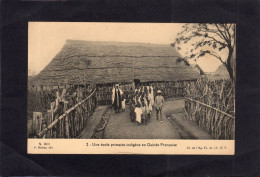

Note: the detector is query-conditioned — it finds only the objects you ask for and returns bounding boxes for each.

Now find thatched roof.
[214,64,229,77]
[32,40,202,85]
[190,64,205,75]
[205,64,230,80]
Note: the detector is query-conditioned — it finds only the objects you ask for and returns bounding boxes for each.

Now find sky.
[28,22,223,75]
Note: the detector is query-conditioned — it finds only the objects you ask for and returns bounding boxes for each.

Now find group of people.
[111,83,165,125]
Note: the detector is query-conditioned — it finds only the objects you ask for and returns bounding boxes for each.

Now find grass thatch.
[215,64,229,76]
[32,40,202,85]
[205,64,230,81]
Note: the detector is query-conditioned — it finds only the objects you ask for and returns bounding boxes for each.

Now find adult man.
[112,84,123,113]
[154,90,164,122]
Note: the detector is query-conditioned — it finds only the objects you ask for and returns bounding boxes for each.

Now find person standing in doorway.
[154,90,164,122]
[112,84,123,113]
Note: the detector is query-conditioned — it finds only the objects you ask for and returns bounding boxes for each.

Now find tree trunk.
[226,61,234,82]
[225,46,234,82]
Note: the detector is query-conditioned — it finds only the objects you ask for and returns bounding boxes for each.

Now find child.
[134,103,142,125]
[141,96,148,125]
[129,98,136,122]
[121,95,126,112]
[147,99,152,121]
[149,87,154,107]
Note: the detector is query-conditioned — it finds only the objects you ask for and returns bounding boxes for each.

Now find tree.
[172,23,236,81]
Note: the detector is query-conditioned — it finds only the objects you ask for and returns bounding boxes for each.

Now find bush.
[27,90,56,120]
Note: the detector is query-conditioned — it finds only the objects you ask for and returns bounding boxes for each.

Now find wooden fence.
[184,79,235,140]
[184,97,235,140]
[37,89,97,138]
[96,83,134,105]
[96,80,195,105]
[150,80,192,99]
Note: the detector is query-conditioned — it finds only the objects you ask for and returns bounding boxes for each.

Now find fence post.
[63,102,69,138]
[33,112,42,135]
[47,109,54,138]
[66,111,70,138]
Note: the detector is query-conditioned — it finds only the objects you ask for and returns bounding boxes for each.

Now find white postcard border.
[28,139,235,155]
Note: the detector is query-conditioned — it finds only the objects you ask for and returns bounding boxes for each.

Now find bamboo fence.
[150,80,194,99]
[37,89,97,138]
[96,83,134,105]
[184,78,235,140]
[95,80,196,105]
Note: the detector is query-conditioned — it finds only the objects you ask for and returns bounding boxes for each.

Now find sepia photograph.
[27,22,235,154]
[3,0,260,175]
[4,0,260,176]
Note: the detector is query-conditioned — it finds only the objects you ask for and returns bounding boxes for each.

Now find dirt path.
[104,99,185,139]
[78,99,212,139]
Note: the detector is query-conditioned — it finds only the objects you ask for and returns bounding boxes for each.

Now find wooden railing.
[184,97,235,140]
[37,89,97,138]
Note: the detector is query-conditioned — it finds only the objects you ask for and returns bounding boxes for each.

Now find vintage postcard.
[27,22,235,154]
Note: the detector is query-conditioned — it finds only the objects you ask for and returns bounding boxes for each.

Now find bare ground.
[104,99,186,139]
[79,99,212,139]
[104,99,212,139]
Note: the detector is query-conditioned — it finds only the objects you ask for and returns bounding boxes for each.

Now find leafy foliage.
[172,24,236,81]
[27,90,56,120]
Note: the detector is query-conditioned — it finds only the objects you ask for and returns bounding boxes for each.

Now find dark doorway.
[134,79,140,87]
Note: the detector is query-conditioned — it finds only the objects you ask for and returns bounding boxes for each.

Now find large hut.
[190,64,205,75]
[31,40,202,103]
[205,64,230,81]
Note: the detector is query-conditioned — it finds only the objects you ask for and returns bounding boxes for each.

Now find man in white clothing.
[112,84,123,113]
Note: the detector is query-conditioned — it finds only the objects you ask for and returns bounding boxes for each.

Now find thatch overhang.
[31,40,202,86]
